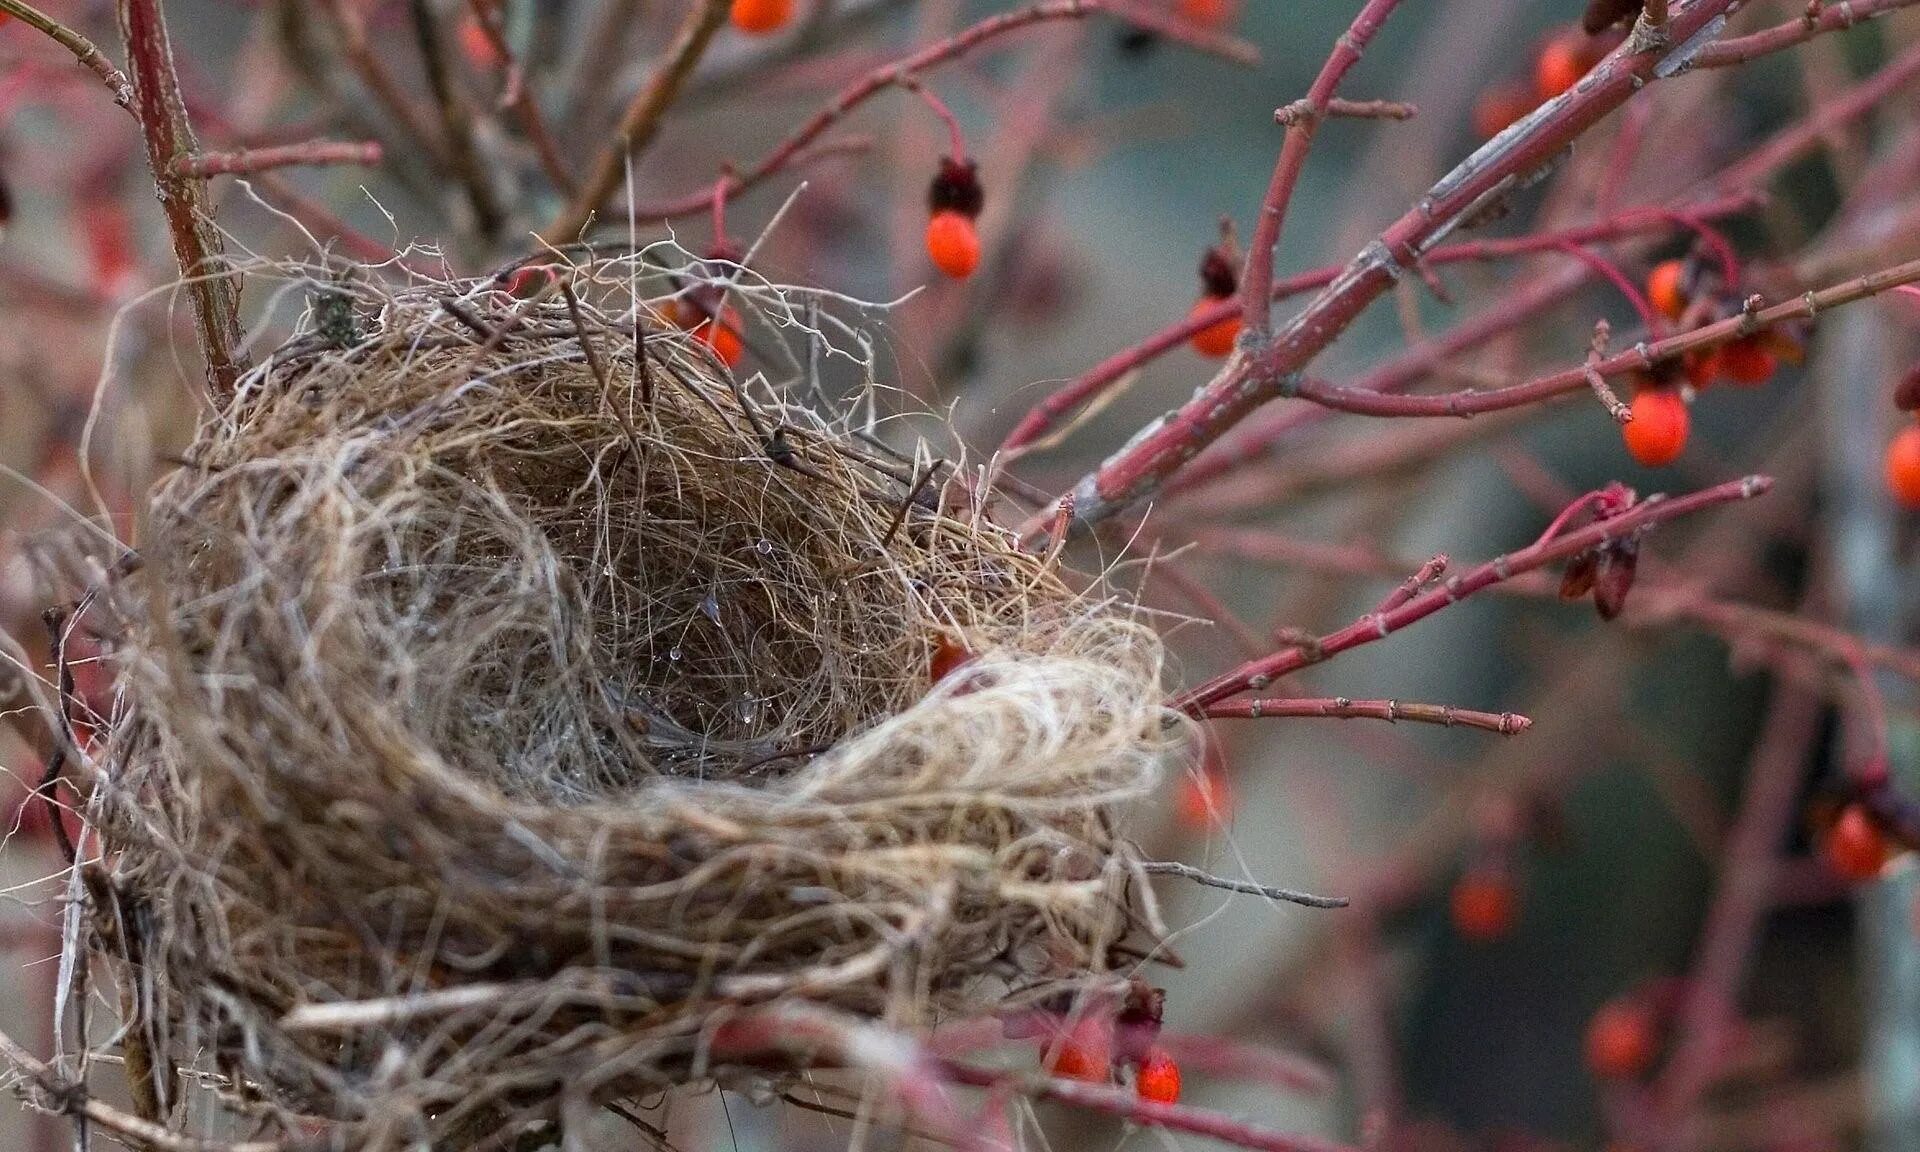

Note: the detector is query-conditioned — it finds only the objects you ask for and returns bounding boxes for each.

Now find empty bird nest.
[51,255,1196,1149]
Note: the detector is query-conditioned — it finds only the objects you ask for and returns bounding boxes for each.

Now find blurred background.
[1,1,1918,1149]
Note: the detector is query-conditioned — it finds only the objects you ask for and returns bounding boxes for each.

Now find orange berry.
[458,15,503,69]
[1887,424,1920,508]
[1449,868,1517,942]
[1622,388,1689,468]
[1472,82,1537,139]
[1585,1000,1658,1081]
[1824,804,1890,881]
[1718,336,1776,386]
[1188,297,1241,358]
[1136,1048,1182,1105]
[926,210,981,279]
[1045,1022,1111,1083]
[1646,260,1688,322]
[1534,34,1590,100]
[1177,0,1238,27]
[699,308,745,368]
[1177,762,1232,831]
[730,0,793,34]
[80,200,136,297]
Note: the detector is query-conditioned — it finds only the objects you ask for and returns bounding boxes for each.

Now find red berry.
[1646,260,1688,322]
[1718,336,1776,386]
[1177,0,1238,27]
[1622,387,1689,467]
[1450,868,1517,942]
[1472,82,1537,139]
[503,264,553,297]
[730,0,794,34]
[671,300,746,368]
[926,210,981,279]
[1824,804,1889,881]
[1534,33,1591,100]
[1136,1048,1182,1105]
[1045,1022,1111,1083]
[458,15,503,69]
[1177,761,1232,831]
[1188,297,1241,358]
[80,199,136,298]
[1887,424,1920,508]
[1585,999,1658,1080]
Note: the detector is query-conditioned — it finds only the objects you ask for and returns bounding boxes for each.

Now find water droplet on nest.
[699,590,721,625]
[667,646,682,662]
[754,538,774,556]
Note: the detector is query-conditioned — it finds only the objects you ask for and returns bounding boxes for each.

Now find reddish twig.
[1240,0,1405,339]
[997,194,1757,458]
[0,0,134,108]
[1057,0,1745,531]
[1282,256,1920,418]
[1692,0,1920,67]
[461,0,577,196]
[613,0,1257,226]
[1202,696,1531,735]
[542,0,732,244]
[119,0,246,398]
[938,1060,1363,1152]
[173,139,382,177]
[1172,475,1773,712]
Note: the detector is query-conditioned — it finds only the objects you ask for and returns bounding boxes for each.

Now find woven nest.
[79,260,1188,1147]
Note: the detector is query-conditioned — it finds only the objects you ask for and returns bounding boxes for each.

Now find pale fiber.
[79,263,1187,1149]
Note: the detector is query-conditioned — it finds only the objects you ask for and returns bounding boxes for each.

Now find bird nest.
[70,259,1189,1148]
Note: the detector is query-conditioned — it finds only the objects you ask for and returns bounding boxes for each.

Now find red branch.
[1691,0,1920,66]
[999,194,1757,458]
[616,0,1258,225]
[1058,0,1744,530]
[1172,475,1773,712]
[1202,695,1532,735]
[1238,0,1405,339]
[173,139,383,177]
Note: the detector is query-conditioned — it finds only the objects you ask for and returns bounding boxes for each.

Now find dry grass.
[61,256,1188,1149]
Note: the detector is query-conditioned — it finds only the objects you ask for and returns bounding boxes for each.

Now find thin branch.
[409,0,504,238]
[462,0,577,196]
[610,0,1258,226]
[173,139,382,177]
[119,0,247,398]
[0,0,134,108]
[1201,696,1532,735]
[542,0,734,244]
[1138,860,1349,908]
[1692,0,1920,66]
[1239,0,1405,338]
[1172,475,1773,712]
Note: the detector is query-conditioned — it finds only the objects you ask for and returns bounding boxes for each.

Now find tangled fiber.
[75,259,1189,1147]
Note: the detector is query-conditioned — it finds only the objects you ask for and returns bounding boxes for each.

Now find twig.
[119,0,247,398]
[1200,696,1532,735]
[172,139,382,177]
[462,0,576,195]
[1692,0,1920,66]
[613,0,1257,225]
[1138,860,1349,908]
[542,0,734,244]
[0,1024,284,1152]
[1172,475,1773,711]
[1239,0,1404,340]
[0,0,134,108]
[1373,554,1447,614]
[1584,320,1632,423]
[408,0,503,239]
[1274,97,1416,126]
